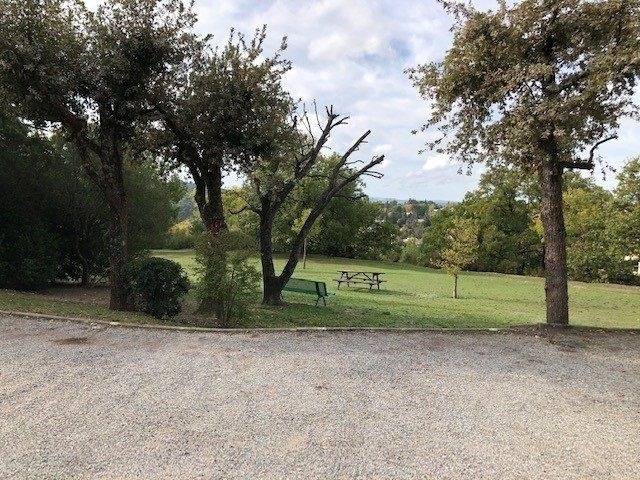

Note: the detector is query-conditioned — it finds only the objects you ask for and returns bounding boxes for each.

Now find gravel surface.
[1,315,638,479]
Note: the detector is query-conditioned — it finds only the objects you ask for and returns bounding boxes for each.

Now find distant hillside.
[370,197,452,207]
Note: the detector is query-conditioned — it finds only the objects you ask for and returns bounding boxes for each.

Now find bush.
[194,232,260,326]
[165,227,195,249]
[399,238,423,266]
[127,257,190,319]
[0,220,59,290]
[164,218,204,249]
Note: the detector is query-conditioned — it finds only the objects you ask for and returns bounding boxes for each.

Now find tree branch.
[559,135,618,170]
[228,205,250,215]
[329,130,372,185]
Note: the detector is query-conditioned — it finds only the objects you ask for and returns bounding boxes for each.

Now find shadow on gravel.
[54,336,91,345]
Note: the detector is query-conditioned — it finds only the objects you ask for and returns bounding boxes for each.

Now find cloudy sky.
[190,0,640,201]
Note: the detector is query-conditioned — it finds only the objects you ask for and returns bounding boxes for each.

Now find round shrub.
[127,257,190,319]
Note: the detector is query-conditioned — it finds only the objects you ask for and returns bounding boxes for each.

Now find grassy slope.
[1,250,637,329]
[159,250,640,329]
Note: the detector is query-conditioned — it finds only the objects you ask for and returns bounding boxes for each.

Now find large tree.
[0,0,197,309]
[154,26,292,236]
[409,0,640,325]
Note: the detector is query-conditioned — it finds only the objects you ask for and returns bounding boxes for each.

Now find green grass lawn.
[158,250,640,329]
[1,250,638,329]
[0,289,157,325]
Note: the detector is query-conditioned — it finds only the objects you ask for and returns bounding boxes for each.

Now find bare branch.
[560,135,618,170]
[228,205,250,215]
[52,98,102,156]
[329,130,372,184]
[227,188,260,214]
[314,101,323,131]
[332,155,385,192]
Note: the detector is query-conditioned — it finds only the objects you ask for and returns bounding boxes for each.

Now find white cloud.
[374,144,392,154]
[422,153,451,171]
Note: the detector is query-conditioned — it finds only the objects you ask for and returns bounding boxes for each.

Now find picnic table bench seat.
[332,278,387,289]
[283,278,334,306]
[334,271,386,290]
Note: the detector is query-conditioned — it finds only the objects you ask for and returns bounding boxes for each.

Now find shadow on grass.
[239,297,526,329]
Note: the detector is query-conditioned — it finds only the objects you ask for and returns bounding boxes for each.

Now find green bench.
[283,278,334,306]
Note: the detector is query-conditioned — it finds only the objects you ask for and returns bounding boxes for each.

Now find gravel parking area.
[0,315,638,479]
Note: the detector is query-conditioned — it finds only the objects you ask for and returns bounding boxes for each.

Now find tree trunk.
[276,204,324,295]
[303,237,307,269]
[107,197,131,310]
[75,239,90,286]
[194,164,227,235]
[194,233,229,318]
[259,210,283,305]
[539,161,569,325]
[453,273,458,299]
[189,164,229,316]
[97,115,133,312]
[81,262,89,286]
[262,274,283,305]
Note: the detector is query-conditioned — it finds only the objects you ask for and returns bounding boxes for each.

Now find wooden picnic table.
[334,270,386,290]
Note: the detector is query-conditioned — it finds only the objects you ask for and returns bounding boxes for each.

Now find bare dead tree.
[243,105,385,305]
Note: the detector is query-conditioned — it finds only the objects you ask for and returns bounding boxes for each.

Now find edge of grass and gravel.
[1,297,639,335]
[5,310,640,336]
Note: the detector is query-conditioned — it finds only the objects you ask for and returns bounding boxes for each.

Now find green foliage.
[356,220,403,261]
[564,176,639,284]
[177,26,293,172]
[399,238,422,265]
[0,220,59,290]
[0,109,60,290]
[614,157,640,261]
[438,218,479,275]
[45,140,110,283]
[0,111,183,287]
[223,187,260,239]
[175,184,197,222]
[409,0,640,322]
[462,192,542,275]
[379,199,441,239]
[127,257,190,319]
[311,196,394,259]
[0,0,200,309]
[437,217,479,299]
[419,207,457,267]
[223,164,400,262]
[165,219,197,249]
[410,163,640,285]
[615,157,640,207]
[194,232,261,326]
[156,26,295,237]
[0,0,199,131]
[49,145,185,282]
[127,164,186,251]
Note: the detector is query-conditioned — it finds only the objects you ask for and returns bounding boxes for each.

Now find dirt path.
[1,316,638,479]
